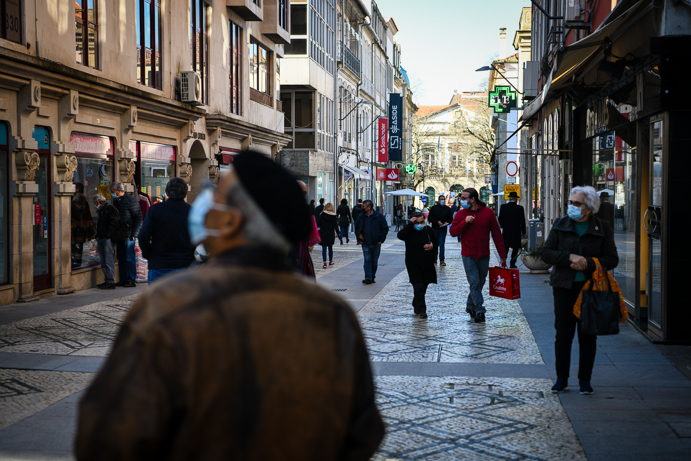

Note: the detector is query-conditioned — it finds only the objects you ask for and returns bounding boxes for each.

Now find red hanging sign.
[376,168,400,181]
[377,117,388,163]
[606,168,615,182]
[34,204,41,225]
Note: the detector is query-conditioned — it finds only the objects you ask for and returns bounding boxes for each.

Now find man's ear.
[217,209,244,239]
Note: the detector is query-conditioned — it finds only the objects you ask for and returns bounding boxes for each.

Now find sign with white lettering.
[388,94,403,161]
[140,143,176,162]
[377,117,388,163]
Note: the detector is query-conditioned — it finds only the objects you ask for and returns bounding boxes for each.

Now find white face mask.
[188,188,233,245]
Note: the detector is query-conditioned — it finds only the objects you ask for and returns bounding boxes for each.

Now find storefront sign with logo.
[70,134,111,155]
[405,164,417,174]
[377,117,388,163]
[219,147,240,164]
[34,204,41,225]
[376,168,400,182]
[606,168,615,182]
[489,86,517,114]
[140,143,175,161]
[388,94,403,161]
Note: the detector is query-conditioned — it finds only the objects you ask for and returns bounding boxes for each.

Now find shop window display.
[139,143,175,202]
[70,134,114,270]
[592,131,637,304]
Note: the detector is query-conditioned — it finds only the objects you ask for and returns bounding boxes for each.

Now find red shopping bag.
[489,266,521,300]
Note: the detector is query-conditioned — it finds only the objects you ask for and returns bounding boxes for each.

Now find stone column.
[14,152,40,302]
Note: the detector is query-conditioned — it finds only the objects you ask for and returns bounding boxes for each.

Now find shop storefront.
[32,127,52,291]
[134,142,176,201]
[218,147,239,175]
[0,123,8,286]
[70,133,115,271]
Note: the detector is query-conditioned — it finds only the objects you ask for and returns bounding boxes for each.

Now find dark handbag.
[579,277,621,336]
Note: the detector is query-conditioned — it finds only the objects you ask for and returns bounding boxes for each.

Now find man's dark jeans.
[433,227,447,261]
[462,255,490,314]
[361,244,381,281]
[116,238,137,283]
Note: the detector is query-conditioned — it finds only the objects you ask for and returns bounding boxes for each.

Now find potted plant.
[520,243,552,274]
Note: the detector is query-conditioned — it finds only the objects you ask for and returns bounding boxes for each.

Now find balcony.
[227,0,263,22]
[261,0,290,44]
[338,43,360,78]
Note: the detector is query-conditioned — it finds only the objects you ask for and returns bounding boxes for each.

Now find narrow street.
[1,233,690,460]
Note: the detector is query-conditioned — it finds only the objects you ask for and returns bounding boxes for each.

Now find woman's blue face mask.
[414,224,425,231]
[188,188,233,245]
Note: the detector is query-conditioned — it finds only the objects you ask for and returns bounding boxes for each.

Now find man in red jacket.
[449,188,506,323]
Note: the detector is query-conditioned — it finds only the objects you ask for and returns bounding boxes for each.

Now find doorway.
[645,117,664,333]
[32,127,52,291]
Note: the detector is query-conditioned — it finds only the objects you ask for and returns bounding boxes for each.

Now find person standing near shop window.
[71,182,94,267]
[93,194,122,290]
[111,182,142,287]
[137,178,195,283]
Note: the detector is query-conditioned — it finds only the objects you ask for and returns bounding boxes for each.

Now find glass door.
[32,127,52,291]
[646,118,664,328]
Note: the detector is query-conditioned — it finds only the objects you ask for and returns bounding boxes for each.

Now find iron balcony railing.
[339,42,361,78]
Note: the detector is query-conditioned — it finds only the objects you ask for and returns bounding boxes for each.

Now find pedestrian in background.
[337,198,352,244]
[596,191,615,229]
[318,203,340,268]
[288,181,316,279]
[428,194,453,266]
[398,212,438,319]
[355,200,389,284]
[137,177,195,283]
[110,182,142,287]
[450,188,506,323]
[71,182,94,267]
[498,191,526,268]
[92,194,122,290]
[308,199,316,215]
[76,151,384,460]
[314,197,325,222]
[542,185,618,395]
[352,199,364,244]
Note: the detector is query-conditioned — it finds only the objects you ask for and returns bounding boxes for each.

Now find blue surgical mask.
[439,200,445,205]
[188,188,233,245]
[460,200,470,209]
[414,224,425,231]
[567,204,584,221]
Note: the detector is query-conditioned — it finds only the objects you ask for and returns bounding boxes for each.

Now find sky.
[371,0,526,106]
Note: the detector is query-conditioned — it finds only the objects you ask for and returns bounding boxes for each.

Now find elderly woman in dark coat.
[317,203,341,269]
[542,185,619,396]
[397,212,439,319]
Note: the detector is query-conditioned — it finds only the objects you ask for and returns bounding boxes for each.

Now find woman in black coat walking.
[397,212,439,319]
[336,199,351,244]
[317,203,341,268]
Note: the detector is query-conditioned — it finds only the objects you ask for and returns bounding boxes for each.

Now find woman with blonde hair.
[317,203,341,268]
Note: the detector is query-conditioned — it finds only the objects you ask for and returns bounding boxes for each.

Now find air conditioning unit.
[565,0,587,26]
[181,71,202,105]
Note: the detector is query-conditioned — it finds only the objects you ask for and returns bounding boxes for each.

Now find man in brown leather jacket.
[75,151,384,460]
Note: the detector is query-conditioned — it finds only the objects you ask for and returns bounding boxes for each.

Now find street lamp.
[476,64,523,95]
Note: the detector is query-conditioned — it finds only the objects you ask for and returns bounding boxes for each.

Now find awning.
[342,165,369,179]
[521,0,651,122]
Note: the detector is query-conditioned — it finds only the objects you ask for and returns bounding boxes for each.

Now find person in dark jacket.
[71,182,95,267]
[428,195,453,266]
[317,203,341,268]
[93,194,121,290]
[351,199,364,244]
[596,191,615,229]
[314,198,325,222]
[398,212,439,319]
[111,181,143,287]
[137,177,195,283]
[308,199,316,216]
[336,199,352,244]
[498,191,526,268]
[354,200,389,284]
[542,185,619,396]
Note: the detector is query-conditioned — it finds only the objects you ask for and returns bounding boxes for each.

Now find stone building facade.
[0,0,291,305]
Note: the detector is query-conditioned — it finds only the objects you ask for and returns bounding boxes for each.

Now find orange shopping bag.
[489,265,521,300]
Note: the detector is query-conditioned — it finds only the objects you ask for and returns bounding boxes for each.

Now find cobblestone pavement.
[2,235,688,460]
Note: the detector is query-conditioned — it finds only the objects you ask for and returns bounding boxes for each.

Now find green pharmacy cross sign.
[405,164,417,174]
[489,86,517,114]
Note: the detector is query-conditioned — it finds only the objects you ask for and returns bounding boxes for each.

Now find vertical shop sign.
[34,204,41,225]
[377,117,388,163]
[388,94,403,161]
